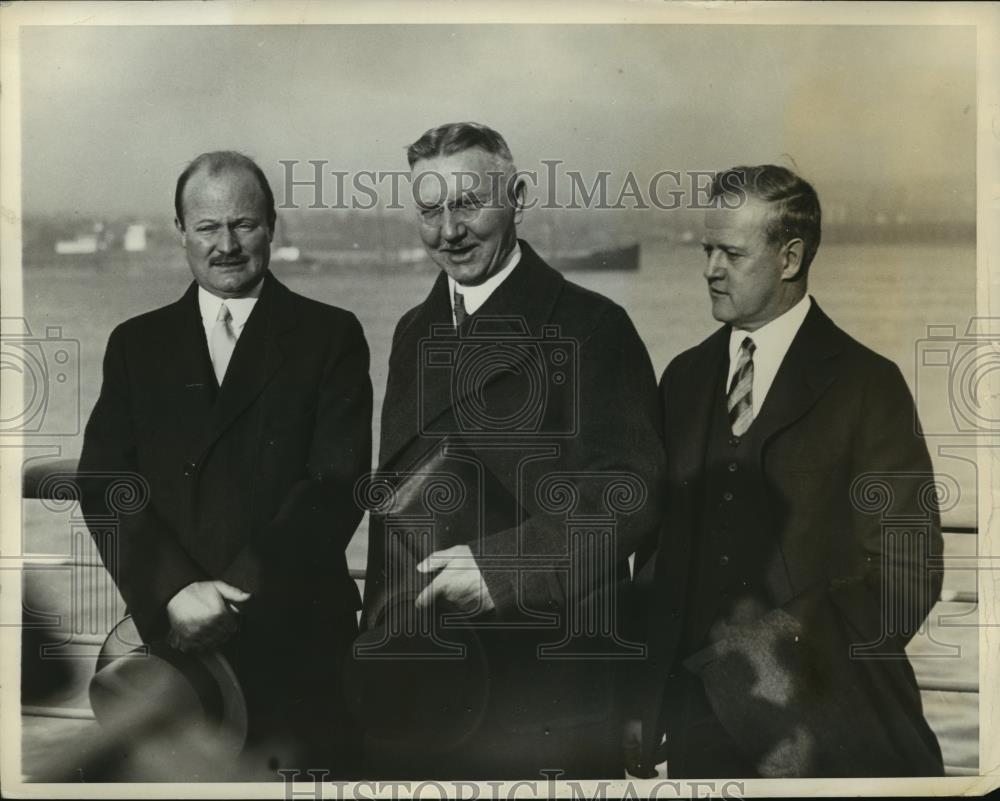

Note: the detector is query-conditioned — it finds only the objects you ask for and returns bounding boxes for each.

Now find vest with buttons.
[681,376,782,653]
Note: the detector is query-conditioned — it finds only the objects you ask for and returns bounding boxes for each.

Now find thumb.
[214,581,251,602]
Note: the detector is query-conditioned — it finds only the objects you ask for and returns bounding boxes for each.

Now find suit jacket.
[78,272,372,721]
[635,299,944,777]
[360,241,665,773]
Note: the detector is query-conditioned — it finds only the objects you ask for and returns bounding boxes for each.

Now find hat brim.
[90,616,247,758]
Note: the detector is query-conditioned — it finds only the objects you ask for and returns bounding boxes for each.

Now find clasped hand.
[415,544,495,614]
[166,580,251,652]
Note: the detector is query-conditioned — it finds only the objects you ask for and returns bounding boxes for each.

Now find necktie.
[453,287,468,328]
[209,303,237,386]
[727,336,756,436]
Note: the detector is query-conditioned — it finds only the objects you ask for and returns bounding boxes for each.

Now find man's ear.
[174,217,187,245]
[512,178,526,224]
[780,238,805,281]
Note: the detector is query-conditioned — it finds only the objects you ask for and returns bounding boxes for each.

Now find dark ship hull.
[547,243,640,272]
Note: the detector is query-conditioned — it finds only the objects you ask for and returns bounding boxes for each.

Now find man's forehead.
[185,166,261,195]
[411,149,508,194]
[182,167,265,209]
[703,195,771,238]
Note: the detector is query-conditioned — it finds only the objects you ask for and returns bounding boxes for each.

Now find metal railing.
[19,458,981,775]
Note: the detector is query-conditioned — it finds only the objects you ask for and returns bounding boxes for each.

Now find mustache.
[210,256,249,266]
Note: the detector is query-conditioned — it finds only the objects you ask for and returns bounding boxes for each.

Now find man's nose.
[704,249,725,280]
[440,208,466,242]
[216,227,241,254]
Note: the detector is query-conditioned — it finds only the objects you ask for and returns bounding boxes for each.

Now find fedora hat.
[89,616,248,762]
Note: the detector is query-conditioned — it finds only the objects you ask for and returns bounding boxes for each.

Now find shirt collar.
[197,285,261,330]
[729,293,812,361]
[448,242,522,318]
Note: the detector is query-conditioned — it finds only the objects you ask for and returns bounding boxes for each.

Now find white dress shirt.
[448,243,522,325]
[198,286,260,346]
[726,294,812,420]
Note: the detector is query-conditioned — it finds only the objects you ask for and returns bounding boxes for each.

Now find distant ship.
[272,245,302,263]
[54,235,101,256]
[547,242,640,272]
[55,222,108,255]
[53,222,148,257]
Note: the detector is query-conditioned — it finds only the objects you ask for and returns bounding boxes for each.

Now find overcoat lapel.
[657,301,843,626]
[652,327,727,642]
[196,273,296,459]
[669,327,729,487]
[378,269,452,470]
[752,300,842,449]
[672,300,844,474]
[151,283,217,450]
[379,241,564,471]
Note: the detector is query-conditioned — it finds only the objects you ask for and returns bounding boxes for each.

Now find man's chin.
[709,297,735,324]
[438,261,488,286]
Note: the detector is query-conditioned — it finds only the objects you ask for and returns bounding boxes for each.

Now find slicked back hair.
[406,121,515,169]
[710,164,822,273]
[174,151,277,232]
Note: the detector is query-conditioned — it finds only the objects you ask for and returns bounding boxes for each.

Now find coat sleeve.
[625,358,686,772]
[78,325,207,639]
[220,313,373,601]
[843,358,943,649]
[476,305,667,622]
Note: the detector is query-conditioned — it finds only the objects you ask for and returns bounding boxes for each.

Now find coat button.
[729,436,741,447]
[719,554,730,566]
[183,461,196,476]
[728,462,738,472]
[723,491,734,502]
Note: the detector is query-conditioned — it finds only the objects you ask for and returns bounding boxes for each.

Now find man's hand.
[166,580,251,652]
[415,545,495,614]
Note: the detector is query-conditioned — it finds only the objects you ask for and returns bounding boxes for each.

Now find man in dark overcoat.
[80,151,372,777]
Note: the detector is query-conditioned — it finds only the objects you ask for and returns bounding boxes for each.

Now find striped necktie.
[453,288,468,328]
[727,336,756,436]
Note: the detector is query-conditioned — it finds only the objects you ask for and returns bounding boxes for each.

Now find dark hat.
[89,616,248,761]
[343,597,491,753]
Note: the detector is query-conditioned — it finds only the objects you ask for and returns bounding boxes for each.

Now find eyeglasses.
[418,195,488,226]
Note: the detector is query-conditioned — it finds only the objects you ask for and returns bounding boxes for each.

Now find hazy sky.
[20,24,975,217]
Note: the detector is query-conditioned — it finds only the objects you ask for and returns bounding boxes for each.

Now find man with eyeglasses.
[354,122,665,779]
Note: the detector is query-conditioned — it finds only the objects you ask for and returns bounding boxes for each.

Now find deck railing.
[19,458,979,776]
